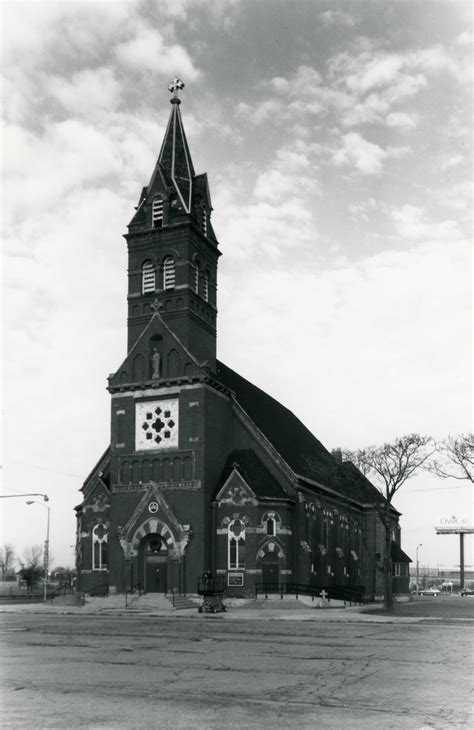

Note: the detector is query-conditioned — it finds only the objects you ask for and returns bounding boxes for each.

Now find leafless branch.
[428,434,474,483]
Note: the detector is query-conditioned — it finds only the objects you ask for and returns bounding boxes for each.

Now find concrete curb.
[2,603,472,623]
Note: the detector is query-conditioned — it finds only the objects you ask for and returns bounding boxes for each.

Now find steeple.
[124,79,220,368]
[156,77,195,212]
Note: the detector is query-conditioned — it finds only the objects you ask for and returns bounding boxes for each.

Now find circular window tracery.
[229,519,244,537]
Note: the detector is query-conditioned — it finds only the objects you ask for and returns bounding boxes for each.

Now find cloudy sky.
[2,0,472,572]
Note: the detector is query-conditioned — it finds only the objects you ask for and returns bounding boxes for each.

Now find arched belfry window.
[228,519,245,570]
[163,257,175,290]
[203,271,209,302]
[142,261,155,294]
[152,196,164,228]
[202,208,208,236]
[92,524,108,571]
[194,260,200,294]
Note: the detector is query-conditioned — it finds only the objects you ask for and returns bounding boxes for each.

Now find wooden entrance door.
[142,536,168,593]
[145,555,167,593]
[262,559,280,588]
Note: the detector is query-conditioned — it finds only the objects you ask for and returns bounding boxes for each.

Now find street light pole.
[26,500,50,602]
[416,543,422,595]
[1,493,49,500]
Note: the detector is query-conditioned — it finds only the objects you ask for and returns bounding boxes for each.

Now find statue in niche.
[151,348,161,379]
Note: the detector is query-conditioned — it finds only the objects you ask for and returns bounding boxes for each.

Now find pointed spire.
[157,77,195,212]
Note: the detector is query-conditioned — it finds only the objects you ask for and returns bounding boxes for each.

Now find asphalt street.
[1,604,473,729]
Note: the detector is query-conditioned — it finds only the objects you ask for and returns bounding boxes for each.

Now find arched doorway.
[141,535,168,594]
[261,552,281,587]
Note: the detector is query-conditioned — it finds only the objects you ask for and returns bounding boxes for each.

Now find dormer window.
[203,271,209,302]
[142,261,155,294]
[163,256,175,290]
[152,196,164,228]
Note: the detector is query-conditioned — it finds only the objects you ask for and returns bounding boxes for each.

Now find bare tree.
[0,544,15,581]
[340,449,371,476]
[343,434,434,610]
[429,433,473,483]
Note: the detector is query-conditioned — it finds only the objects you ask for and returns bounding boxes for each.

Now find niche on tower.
[150,334,163,380]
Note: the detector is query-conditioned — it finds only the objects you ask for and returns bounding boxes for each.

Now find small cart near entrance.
[197,572,226,613]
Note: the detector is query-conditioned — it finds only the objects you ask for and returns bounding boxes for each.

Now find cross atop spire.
[168,77,185,104]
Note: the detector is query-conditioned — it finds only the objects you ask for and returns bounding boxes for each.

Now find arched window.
[202,208,208,236]
[92,524,108,571]
[203,271,209,302]
[194,260,200,294]
[152,196,164,228]
[266,516,276,536]
[228,519,245,570]
[142,261,155,294]
[163,257,175,290]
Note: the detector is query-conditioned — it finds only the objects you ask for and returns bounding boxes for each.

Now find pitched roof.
[337,461,387,507]
[215,361,384,506]
[216,449,290,500]
[81,447,111,493]
[391,541,412,563]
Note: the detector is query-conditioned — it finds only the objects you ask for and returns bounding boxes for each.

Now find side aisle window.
[228,519,245,569]
[92,524,108,571]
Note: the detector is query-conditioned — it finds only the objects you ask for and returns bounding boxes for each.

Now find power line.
[2,460,82,479]
[410,484,470,493]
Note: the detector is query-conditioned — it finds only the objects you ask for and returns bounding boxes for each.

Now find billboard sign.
[436,516,474,534]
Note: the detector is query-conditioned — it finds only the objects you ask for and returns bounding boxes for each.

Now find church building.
[76,80,411,600]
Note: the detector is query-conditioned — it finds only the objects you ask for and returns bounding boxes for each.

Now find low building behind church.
[75,82,411,601]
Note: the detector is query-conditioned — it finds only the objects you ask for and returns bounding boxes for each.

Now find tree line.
[0,543,74,592]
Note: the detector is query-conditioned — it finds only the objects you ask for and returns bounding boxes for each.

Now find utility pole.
[416,544,422,595]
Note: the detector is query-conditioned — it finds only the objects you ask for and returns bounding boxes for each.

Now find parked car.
[460,588,474,597]
[419,587,440,596]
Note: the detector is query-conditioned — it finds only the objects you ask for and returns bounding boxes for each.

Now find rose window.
[135,399,179,451]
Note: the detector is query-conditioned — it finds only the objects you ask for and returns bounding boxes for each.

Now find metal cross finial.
[168,77,185,99]
[151,298,162,313]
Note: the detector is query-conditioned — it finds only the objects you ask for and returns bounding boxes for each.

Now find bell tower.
[125,78,220,369]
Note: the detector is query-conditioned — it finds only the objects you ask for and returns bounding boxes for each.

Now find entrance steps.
[80,592,199,613]
[129,593,198,612]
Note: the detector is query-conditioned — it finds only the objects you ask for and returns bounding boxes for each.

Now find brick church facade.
[76,82,411,600]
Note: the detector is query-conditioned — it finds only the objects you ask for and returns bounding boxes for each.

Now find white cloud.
[3,121,124,224]
[219,239,471,450]
[349,197,387,223]
[440,154,463,171]
[333,132,391,174]
[115,27,200,79]
[237,98,285,124]
[385,111,418,130]
[319,9,355,27]
[432,182,473,212]
[48,67,122,115]
[2,2,134,69]
[455,31,473,47]
[391,205,461,241]
[346,55,404,94]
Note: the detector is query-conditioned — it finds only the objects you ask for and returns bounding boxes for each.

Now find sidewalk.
[0,599,452,623]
